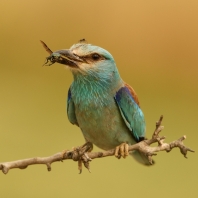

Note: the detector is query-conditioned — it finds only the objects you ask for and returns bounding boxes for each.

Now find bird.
[41,39,151,166]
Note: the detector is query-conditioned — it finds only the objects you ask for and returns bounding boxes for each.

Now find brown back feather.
[124,83,140,107]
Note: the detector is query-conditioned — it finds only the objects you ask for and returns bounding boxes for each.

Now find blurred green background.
[0,0,197,197]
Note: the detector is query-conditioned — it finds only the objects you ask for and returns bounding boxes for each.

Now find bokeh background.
[0,0,197,197]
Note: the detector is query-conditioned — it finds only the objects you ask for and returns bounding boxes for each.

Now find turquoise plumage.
[43,40,150,165]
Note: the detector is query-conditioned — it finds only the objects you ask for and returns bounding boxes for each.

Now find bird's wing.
[114,83,145,142]
[67,88,79,126]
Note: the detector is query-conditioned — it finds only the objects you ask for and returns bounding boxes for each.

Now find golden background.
[0,0,197,197]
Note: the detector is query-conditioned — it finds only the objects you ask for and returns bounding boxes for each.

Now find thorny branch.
[0,116,194,174]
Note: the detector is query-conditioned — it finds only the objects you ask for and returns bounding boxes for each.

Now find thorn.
[78,160,82,174]
[46,163,51,171]
[188,148,195,152]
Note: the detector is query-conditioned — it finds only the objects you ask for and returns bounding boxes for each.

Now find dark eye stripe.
[80,53,105,62]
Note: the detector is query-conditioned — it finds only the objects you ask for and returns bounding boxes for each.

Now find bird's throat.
[71,74,108,106]
[70,72,123,107]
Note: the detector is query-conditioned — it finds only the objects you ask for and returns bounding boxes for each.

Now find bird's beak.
[40,40,85,67]
[43,49,85,67]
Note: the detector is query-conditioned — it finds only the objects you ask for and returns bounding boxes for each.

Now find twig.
[0,116,194,174]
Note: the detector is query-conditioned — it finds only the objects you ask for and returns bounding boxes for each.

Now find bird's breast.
[73,93,134,150]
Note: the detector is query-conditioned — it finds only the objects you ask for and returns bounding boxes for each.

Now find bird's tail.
[130,150,154,166]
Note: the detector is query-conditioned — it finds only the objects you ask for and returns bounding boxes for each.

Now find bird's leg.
[84,138,93,152]
[115,143,129,159]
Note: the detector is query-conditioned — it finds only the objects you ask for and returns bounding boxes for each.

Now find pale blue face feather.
[69,43,118,79]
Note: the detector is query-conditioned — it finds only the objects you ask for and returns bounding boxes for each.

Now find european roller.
[41,40,151,165]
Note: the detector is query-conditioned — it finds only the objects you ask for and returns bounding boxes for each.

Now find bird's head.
[42,40,119,80]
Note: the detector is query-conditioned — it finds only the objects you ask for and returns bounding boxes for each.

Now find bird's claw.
[78,153,92,174]
[72,142,93,174]
[115,143,129,159]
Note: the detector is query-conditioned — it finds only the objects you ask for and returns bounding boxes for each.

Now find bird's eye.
[91,53,100,61]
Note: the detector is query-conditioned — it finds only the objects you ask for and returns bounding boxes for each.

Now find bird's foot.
[115,143,129,159]
[72,142,93,174]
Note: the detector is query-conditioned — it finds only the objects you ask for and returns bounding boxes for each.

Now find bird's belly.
[75,103,135,150]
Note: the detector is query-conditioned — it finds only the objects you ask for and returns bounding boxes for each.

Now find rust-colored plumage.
[124,83,140,107]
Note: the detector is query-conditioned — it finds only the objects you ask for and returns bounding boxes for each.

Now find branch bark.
[0,116,194,174]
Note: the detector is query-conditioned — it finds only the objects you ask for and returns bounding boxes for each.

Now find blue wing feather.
[67,88,78,126]
[114,86,145,142]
